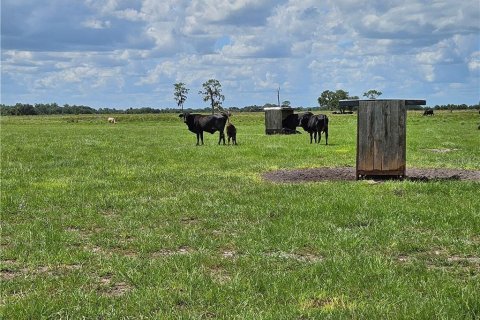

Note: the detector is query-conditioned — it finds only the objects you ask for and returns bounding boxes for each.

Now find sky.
[1,0,479,109]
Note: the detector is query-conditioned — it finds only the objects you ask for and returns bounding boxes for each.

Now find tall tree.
[318,89,358,113]
[363,89,382,99]
[173,82,189,112]
[199,79,225,114]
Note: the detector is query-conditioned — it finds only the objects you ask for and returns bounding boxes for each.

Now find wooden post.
[340,99,425,179]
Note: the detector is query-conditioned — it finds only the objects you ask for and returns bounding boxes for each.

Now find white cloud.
[83,19,112,29]
[468,52,480,72]
[1,0,479,107]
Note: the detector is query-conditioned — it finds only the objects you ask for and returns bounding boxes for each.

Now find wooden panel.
[264,108,293,134]
[384,100,399,171]
[356,100,407,177]
[372,101,385,171]
[265,110,281,133]
[357,101,374,172]
[398,101,407,174]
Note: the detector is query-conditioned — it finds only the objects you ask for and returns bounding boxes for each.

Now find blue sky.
[1,0,479,109]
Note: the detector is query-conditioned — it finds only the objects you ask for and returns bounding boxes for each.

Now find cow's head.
[179,113,189,123]
[298,112,313,126]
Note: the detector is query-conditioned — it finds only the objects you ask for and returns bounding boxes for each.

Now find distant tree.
[35,103,61,115]
[363,89,383,99]
[173,82,189,113]
[0,104,15,115]
[62,104,96,115]
[318,89,357,113]
[199,79,225,114]
[263,103,278,109]
[281,100,291,108]
[14,103,36,115]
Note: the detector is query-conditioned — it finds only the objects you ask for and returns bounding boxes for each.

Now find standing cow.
[179,112,228,145]
[298,112,329,144]
[281,114,302,134]
[423,108,434,116]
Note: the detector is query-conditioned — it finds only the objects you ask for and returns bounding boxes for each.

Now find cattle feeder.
[264,106,294,134]
[339,99,426,179]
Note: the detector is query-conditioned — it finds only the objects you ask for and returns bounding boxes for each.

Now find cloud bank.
[1,0,479,108]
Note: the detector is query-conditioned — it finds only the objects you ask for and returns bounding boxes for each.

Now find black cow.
[179,113,228,145]
[298,112,329,144]
[423,108,434,116]
[281,114,301,134]
[226,122,237,145]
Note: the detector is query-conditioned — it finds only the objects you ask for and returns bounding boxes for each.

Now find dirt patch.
[180,217,200,225]
[428,148,459,153]
[265,251,323,263]
[151,246,194,258]
[1,263,82,280]
[208,265,231,284]
[262,167,480,183]
[0,269,18,280]
[98,273,132,297]
[221,250,237,259]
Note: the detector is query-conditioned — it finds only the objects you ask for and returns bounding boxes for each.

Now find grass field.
[1,111,479,319]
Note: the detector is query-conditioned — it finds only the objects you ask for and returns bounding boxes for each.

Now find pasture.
[1,111,479,318]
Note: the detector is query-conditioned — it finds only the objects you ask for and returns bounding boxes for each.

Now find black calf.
[226,122,237,145]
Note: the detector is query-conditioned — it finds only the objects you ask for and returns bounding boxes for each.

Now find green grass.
[1,111,479,319]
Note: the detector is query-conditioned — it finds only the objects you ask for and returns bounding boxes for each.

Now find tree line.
[2,81,479,116]
[0,102,311,116]
[3,101,478,117]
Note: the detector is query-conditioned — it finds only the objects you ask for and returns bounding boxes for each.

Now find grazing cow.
[298,112,329,144]
[423,109,434,116]
[179,112,228,145]
[226,122,237,145]
[281,114,301,134]
[107,117,116,124]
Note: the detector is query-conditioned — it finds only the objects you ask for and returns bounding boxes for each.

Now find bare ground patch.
[265,251,324,263]
[1,263,82,280]
[427,148,460,153]
[396,249,480,275]
[262,167,480,183]
[151,246,195,258]
[98,273,132,297]
[208,265,232,284]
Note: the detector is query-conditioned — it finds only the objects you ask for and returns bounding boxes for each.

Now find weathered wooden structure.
[339,99,426,179]
[264,106,294,134]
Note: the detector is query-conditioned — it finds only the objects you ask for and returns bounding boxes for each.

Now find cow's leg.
[317,132,321,144]
[219,131,225,145]
[325,129,328,145]
[196,133,200,146]
[200,132,204,145]
[309,132,313,144]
